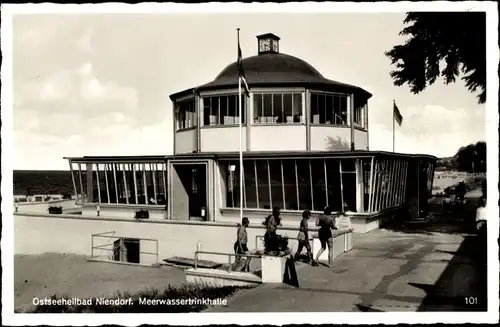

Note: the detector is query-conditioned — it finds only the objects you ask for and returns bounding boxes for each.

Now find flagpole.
[237,28,243,219]
[393,99,395,153]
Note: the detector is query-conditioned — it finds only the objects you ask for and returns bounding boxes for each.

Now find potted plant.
[135,209,150,220]
[48,206,63,214]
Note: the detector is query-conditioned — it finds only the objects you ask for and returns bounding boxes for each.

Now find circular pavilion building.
[65,33,437,241]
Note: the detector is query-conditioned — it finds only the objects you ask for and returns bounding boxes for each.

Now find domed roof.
[169,36,372,101]
[214,52,325,83]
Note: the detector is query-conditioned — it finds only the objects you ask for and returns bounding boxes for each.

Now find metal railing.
[254,235,313,252]
[194,250,262,273]
[90,231,159,265]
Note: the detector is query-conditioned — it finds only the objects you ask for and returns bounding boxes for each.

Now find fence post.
[228,255,232,273]
[91,234,94,259]
[156,240,159,265]
[194,252,198,269]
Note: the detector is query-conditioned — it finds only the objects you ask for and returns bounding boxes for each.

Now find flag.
[393,102,403,126]
[238,38,250,97]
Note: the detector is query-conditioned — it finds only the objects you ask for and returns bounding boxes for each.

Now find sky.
[11,12,486,170]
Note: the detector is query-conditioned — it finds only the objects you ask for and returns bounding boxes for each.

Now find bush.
[23,283,253,313]
[48,206,63,214]
[134,209,149,219]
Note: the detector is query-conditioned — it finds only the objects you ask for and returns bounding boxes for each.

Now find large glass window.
[311,92,348,126]
[175,99,196,131]
[354,100,367,129]
[341,159,357,212]
[221,158,362,213]
[310,159,327,211]
[225,161,242,208]
[282,160,298,210]
[325,159,342,212]
[269,160,283,209]
[74,161,168,206]
[255,160,271,209]
[296,159,312,210]
[203,94,246,126]
[96,164,109,204]
[253,93,303,124]
[243,161,258,208]
[362,159,372,212]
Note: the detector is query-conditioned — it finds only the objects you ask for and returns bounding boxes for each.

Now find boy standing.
[233,217,251,272]
[294,210,317,265]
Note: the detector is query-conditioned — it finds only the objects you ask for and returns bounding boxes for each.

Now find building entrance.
[171,163,208,221]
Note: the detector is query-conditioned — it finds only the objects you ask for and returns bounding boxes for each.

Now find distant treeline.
[436,141,486,173]
[14,170,73,196]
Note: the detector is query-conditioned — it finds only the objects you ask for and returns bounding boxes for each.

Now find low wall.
[78,204,383,233]
[82,204,167,220]
[15,200,78,214]
[14,214,353,266]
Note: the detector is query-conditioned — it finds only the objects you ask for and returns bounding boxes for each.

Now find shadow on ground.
[414,231,487,311]
[368,198,487,311]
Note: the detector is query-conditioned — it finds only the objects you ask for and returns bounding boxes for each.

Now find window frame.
[201,94,247,128]
[175,98,197,132]
[73,161,168,207]
[310,90,351,127]
[253,91,305,125]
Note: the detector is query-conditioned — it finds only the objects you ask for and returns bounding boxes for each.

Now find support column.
[247,93,252,151]
[195,94,201,152]
[305,90,311,151]
[355,159,364,212]
[86,163,93,203]
[349,94,355,151]
[172,100,177,154]
[366,102,370,150]
[368,157,375,212]
[69,160,78,200]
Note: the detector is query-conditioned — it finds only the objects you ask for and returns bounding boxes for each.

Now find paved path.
[206,228,486,312]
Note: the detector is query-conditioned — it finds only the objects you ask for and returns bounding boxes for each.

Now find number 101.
[465,297,478,305]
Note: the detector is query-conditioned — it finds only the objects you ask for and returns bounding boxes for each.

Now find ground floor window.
[369,158,410,212]
[69,161,168,206]
[221,157,366,212]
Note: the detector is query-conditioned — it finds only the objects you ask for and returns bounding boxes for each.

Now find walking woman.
[314,206,337,267]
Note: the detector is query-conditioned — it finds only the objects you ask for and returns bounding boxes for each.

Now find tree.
[454,141,486,173]
[386,12,486,104]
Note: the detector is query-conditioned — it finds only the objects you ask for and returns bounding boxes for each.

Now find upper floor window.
[253,93,303,124]
[354,101,367,129]
[203,94,246,126]
[310,93,348,126]
[175,99,196,131]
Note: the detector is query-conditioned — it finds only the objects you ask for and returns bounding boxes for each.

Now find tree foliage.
[454,141,486,173]
[436,141,486,172]
[386,12,486,104]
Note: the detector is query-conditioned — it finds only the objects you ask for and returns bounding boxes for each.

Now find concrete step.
[163,256,222,269]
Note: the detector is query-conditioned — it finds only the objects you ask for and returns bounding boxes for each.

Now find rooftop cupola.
[257,33,280,55]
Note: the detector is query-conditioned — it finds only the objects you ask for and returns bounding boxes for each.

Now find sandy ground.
[14,253,186,312]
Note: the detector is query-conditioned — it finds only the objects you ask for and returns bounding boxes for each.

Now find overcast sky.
[12,12,485,170]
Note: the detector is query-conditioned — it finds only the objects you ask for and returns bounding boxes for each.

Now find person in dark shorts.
[314,206,337,267]
[294,210,317,265]
[455,181,467,202]
[233,217,250,272]
[264,207,282,254]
